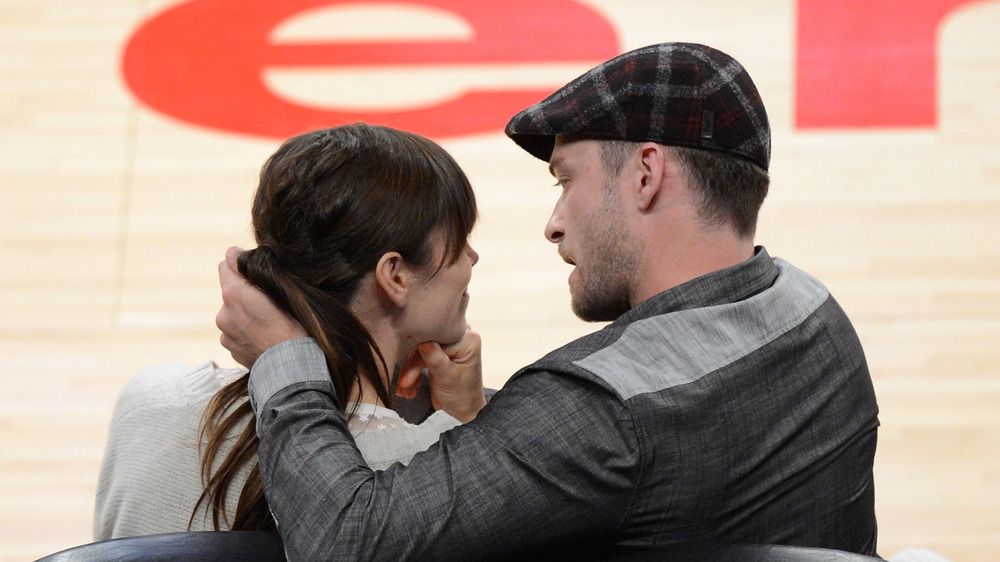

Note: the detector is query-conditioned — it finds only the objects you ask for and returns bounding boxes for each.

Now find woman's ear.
[374,252,413,308]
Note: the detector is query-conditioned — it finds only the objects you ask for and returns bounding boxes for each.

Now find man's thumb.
[417,342,448,370]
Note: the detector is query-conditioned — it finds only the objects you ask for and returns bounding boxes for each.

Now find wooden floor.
[2,1,998,560]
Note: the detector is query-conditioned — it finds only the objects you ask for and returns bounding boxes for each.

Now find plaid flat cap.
[505,42,771,170]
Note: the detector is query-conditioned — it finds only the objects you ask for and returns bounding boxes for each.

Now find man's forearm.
[249,340,639,560]
[254,381,404,559]
[249,340,426,558]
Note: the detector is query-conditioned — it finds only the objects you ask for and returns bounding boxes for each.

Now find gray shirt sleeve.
[247,339,640,561]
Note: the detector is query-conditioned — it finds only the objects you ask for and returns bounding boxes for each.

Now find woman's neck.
[347,276,413,407]
[349,375,387,406]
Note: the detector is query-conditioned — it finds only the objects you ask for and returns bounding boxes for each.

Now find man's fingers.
[419,332,485,423]
[396,368,422,399]
[226,246,243,270]
[417,342,450,370]
[438,330,482,364]
[219,247,247,289]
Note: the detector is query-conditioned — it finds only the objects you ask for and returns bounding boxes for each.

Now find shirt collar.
[613,246,778,326]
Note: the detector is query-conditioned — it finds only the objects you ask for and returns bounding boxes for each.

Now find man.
[217,43,879,560]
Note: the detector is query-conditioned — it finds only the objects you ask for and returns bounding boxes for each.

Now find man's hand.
[398,328,486,423]
[216,246,308,368]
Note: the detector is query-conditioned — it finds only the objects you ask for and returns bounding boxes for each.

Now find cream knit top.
[93,361,461,540]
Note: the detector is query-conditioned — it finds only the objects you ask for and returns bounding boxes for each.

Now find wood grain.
[1,1,997,560]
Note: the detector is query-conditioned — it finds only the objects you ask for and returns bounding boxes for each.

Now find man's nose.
[544,205,564,244]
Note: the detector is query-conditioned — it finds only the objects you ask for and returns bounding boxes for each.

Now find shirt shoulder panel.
[574,259,830,400]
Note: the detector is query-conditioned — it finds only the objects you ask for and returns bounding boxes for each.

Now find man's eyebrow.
[548,155,565,177]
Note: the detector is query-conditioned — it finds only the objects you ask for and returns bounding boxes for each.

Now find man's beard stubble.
[569,191,639,323]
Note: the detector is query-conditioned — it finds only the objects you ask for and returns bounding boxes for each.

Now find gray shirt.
[248,248,879,560]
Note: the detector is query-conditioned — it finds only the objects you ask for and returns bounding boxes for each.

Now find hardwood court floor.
[1,1,998,560]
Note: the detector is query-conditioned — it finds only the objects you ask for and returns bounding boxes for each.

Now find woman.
[93,124,486,538]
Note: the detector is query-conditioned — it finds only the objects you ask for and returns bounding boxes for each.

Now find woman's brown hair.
[191,124,477,530]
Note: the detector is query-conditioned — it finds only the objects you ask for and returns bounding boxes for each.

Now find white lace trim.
[347,401,411,433]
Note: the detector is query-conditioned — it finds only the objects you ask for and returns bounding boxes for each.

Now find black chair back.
[36,534,884,562]
[612,543,883,561]
[34,531,285,562]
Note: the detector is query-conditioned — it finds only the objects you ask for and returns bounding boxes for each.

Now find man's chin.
[571,302,614,323]
[571,293,630,323]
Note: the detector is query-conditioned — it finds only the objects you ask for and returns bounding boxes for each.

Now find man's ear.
[634,143,667,211]
[374,252,412,308]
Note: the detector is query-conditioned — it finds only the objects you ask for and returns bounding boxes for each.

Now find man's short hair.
[599,140,769,238]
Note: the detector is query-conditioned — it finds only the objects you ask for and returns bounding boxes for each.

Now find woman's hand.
[398,328,486,423]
